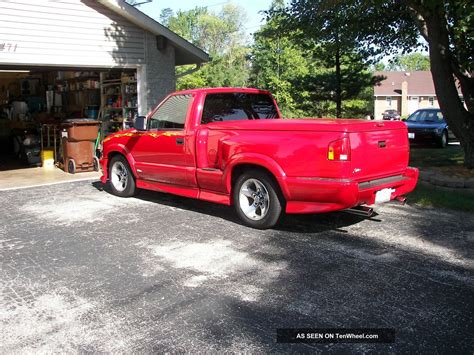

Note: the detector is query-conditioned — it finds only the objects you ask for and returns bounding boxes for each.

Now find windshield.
[407,110,444,122]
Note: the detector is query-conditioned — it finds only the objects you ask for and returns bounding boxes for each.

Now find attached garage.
[0,0,208,188]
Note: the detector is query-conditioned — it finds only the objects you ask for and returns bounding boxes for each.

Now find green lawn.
[407,144,474,212]
[409,145,464,168]
[408,182,474,212]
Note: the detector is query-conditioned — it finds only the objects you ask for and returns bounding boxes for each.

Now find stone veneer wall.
[138,31,176,115]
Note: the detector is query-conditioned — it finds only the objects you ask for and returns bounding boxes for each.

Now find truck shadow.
[92,181,374,234]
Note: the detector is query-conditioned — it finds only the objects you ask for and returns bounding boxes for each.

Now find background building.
[373,71,460,119]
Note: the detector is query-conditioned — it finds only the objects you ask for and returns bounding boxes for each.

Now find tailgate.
[349,124,409,181]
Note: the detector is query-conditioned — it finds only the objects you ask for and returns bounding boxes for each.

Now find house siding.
[374,96,401,120]
[375,96,439,119]
[0,0,145,67]
[417,96,439,110]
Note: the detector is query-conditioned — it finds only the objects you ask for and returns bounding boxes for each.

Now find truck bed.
[206,118,407,132]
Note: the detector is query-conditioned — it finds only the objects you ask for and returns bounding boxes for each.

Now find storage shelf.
[98,72,138,141]
[63,89,100,93]
[102,83,122,87]
[56,76,99,83]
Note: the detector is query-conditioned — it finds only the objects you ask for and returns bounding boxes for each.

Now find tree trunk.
[465,143,474,169]
[422,9,474,168]
[335,46,342,118]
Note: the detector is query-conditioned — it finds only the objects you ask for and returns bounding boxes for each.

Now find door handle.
[176,137,184,145]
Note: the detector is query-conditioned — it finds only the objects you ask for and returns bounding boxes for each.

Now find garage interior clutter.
[0,68,137,173]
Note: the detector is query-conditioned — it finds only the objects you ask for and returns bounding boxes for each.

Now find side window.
[149,94,192,130]
[201,93,278,124]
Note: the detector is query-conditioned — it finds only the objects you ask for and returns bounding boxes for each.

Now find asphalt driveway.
[1,180,473,352]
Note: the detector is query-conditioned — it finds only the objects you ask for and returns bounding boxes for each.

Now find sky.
[135,0,274,38]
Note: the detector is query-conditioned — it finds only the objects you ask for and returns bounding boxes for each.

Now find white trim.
[137,64,147,116]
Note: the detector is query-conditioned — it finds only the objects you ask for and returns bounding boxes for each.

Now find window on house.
[386,97,392,107]
[429,97,434,106]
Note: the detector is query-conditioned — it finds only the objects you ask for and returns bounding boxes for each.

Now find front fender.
[102,143,139,179]
[223,153,290,199]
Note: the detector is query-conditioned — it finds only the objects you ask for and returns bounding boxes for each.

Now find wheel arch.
[224,154,290,204]
[106,144,138,178]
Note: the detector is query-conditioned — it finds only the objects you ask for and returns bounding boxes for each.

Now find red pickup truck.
[100,88,418,229]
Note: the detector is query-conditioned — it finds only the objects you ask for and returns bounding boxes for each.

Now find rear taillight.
[328,137,351,161]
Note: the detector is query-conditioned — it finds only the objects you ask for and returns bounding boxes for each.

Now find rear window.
[201,93,278,124]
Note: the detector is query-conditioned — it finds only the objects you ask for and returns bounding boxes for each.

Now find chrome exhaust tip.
[396,196,407,205]
[344,205,374,217]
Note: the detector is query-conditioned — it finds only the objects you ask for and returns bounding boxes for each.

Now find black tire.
[233,169,284,229]
[68,159,76,174]
[108,155,136,197]
[438,130,448,148]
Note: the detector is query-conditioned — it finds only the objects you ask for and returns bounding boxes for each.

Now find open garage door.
[0,66,137,190]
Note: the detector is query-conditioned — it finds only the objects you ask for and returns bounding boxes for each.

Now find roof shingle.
[374,71,436,96]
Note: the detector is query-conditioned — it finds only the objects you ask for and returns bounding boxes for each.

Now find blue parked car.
[405,108,449,148]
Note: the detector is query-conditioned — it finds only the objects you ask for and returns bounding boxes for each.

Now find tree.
[251,1,311,117]
[385,53,431,71]
[159,8,173,26]
[274,0,474,168]
[165,5,251,90]
[374,61,387,71]
[403,1,474,168]
[268,1,389,118]
[251,0,378,118]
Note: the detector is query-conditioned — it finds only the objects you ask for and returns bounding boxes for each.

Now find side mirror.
[135,116,148,131]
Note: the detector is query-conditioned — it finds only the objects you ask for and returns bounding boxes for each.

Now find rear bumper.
[284,167,419,214]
